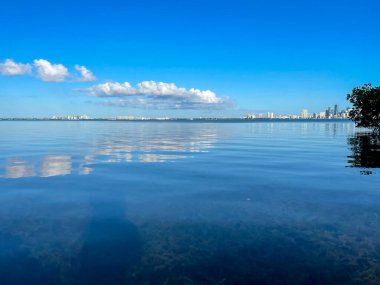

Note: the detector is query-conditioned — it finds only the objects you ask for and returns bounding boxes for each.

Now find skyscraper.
[326,107,332,118]
[301,109,308,119]
[334,104,339,116]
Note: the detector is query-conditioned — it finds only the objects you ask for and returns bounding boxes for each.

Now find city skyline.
[0,103,350,120]
[1,0,379,118]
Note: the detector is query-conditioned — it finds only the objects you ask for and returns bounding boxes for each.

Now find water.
[0,120,379,285]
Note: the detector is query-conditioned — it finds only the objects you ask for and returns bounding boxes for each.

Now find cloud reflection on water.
[41,155,72,177]
[1,125,219,179]
[5,159,36,178]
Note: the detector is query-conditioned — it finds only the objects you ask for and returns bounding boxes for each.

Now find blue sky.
[0,0,379,117]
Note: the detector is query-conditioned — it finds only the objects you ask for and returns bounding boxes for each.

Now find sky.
[0,0,379,118]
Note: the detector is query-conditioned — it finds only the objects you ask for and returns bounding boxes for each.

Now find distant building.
[242,104,348,120]
[334,104,339,116]
[245,114,256,119]
[50,115,91,120]
[301,109,308,119]
[325,107,332,118]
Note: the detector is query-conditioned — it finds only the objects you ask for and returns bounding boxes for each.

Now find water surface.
[0,121,380,284]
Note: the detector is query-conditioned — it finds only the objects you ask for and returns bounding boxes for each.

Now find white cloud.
[1,58,96,82]
[75,64,96,82]
[33,59,69,82]
[83,81,136,96]
[0,59,32,76]
[80,80,231,109]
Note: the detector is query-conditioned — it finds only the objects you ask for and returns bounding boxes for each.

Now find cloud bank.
[80,81,230,109]
[0,58,95,82]
[0,59,32,76]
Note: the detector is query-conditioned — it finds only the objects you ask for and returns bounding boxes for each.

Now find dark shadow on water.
[347,132,380,175]
[74,198,142,285]
[0,196,142,285]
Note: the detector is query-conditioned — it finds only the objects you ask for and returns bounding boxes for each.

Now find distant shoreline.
[0,118,350,122]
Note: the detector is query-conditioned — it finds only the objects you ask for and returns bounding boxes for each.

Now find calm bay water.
[0,120,380,284]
